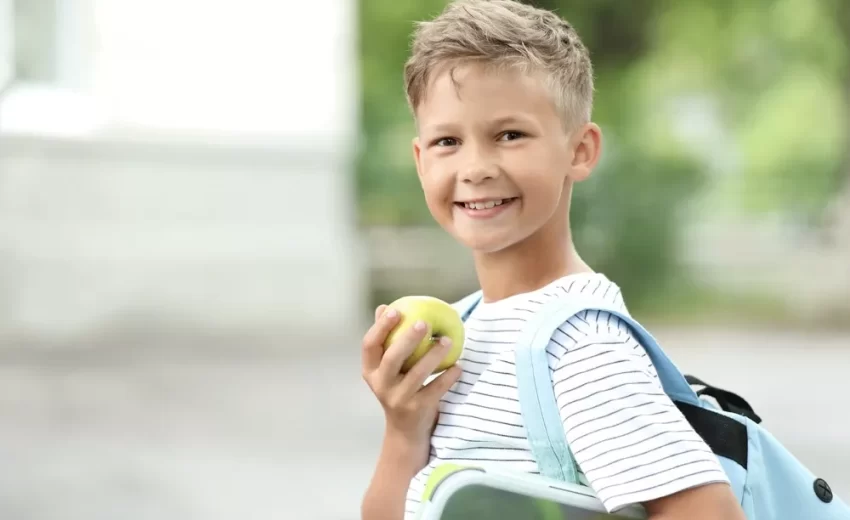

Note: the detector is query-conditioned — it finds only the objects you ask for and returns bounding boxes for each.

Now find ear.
[412,136,424,180]
[569,122,602,182]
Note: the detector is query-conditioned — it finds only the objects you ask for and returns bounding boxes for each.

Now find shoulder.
[538,278,658,380]
[534,274,637,353]
[559,308,632,341]
[561,275,629,332]
[453,273,633,337]
[543,274,629,324]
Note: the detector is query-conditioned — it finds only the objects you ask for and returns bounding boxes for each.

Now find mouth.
[454,197,519,211]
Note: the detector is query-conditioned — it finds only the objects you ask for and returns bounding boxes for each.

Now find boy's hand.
[362,304,462,449]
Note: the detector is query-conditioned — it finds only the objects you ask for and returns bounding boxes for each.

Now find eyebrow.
[489,115,533,127]
[422,123,459,136]
[423,115,534,135]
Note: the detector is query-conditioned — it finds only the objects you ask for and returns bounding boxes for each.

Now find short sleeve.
[551,316,729,512]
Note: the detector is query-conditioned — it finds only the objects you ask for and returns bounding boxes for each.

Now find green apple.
[383,295,465,374]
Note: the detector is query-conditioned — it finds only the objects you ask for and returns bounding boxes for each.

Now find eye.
[499,130,526,141]
[431,137,459,147]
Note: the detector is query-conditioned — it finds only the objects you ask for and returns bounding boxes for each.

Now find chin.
[456,232,519,255]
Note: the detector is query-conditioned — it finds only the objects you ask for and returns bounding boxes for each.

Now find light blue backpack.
[453,290,850,519]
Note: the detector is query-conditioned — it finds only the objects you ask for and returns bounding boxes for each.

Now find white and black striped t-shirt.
[404,273,728,518]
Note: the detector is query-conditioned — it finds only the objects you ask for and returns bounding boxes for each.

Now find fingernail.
[439,337,452,347]
[413,320,426,332]
[385,309,397,319]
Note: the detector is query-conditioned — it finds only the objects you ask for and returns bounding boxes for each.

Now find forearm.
[362,431,429,520]
[648,510,745,520]
[647,505,747,520]
[643,482,747,520]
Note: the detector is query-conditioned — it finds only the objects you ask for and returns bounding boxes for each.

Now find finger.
[361,307,400,374]
[421,362,463,402]
[374,304,388,322]
[397,337,455,397]
[380,319,429,377]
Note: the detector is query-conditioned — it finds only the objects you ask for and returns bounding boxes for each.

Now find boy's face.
[412,63,599,254]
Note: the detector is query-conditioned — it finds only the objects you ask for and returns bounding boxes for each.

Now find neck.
[472,207,593,303]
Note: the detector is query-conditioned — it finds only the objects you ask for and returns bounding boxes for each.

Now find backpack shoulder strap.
[453,290,483,322]
[514,297,590,484]
[514,296,702,484]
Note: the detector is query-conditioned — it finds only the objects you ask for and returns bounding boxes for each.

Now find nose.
[459,146,501,185]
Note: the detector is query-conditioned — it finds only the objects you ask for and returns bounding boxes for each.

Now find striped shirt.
[404,273,728,518]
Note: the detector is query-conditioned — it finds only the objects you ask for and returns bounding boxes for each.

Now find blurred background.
[0,0,847,519]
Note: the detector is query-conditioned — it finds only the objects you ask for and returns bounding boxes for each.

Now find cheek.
[519,166,567,220]
[419,173,454,221]
[527,181,562,214]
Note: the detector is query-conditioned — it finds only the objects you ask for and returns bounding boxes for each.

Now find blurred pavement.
[0,326,848,520]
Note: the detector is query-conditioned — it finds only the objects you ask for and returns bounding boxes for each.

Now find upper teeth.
[465,199,507,210]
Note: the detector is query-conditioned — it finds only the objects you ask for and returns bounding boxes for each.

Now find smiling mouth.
[455,197,519,210]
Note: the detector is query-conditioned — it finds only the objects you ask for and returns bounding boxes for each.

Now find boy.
[360,1,746,519]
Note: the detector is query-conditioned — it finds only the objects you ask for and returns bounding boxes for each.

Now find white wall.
[0,134,365,344]
[0,0,364,346]
[0,0,11,90]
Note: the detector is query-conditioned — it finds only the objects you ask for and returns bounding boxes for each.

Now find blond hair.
[404,0,594,126]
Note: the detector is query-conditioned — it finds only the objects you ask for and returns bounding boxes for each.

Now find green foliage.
[357,0,448,226]
[356,0,849,308]
[642,0,850,216]
[570,139,704,309]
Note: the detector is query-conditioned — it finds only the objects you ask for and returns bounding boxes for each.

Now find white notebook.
[417,464,647,520]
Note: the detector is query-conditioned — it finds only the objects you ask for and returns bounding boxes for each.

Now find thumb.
[422,364,462,401]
